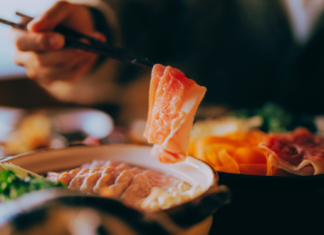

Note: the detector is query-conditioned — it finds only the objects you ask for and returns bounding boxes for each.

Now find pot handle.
[164,185,231,228]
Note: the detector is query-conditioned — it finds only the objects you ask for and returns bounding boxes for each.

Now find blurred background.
[0,0,75,110]
[1,0,324,157]
[0,0,57,78]
[0,0,125,157]
[2,1,324,235]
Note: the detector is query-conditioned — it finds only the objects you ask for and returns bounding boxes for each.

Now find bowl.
[0,144,230,235]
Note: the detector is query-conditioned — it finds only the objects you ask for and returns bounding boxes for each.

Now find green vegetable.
[0,169,65,202]
[0,163,41,179]
[234,102,317,133]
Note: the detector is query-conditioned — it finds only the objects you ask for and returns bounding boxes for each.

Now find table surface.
[209,183,324,235]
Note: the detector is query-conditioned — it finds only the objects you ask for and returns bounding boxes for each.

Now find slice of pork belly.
[144,64,206,163]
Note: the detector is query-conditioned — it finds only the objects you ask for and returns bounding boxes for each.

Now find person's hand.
[9,1,106,85]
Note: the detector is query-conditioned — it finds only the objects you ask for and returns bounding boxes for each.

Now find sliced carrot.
[238,164,267,175]
[190,130,272,175]
[232,147,267,164]
[207,150,240,174]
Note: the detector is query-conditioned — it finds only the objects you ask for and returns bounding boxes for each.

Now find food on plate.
[0,162,41,179]
[260,128,324,176]
[3,113,52,155]
[144,64,206,163]
[190,116,263,140]
[190,130,272,175]
[47,160,199,211]
[0,166,64,202]
[187,103,324,176]
[234,102,317,133]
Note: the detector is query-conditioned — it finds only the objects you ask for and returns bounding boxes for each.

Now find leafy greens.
[0,169,64,202]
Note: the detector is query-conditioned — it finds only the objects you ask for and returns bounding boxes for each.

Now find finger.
[13,50,37,69]
[37,55,96,84]
[69,54,97,81]
[9,28,64,51]
[13,51,39,78]
[64,52,97,70]
[13,50,95,82]
[31,49,94,67]
[18,17,31,25]
[28,1,74,32]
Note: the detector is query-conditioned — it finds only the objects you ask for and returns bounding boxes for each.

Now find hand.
[9,1,106,85]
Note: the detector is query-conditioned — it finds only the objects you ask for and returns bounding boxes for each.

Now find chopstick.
[0,13,155,68]
[16,12,109,50]
[0,18,26,30]
[15,12,32,21]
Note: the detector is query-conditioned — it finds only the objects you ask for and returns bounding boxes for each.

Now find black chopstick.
[0,18,26,30]
[15,12,32,21]
[0,13,155,68]
[16,12,107,50]
[0,17,109,57]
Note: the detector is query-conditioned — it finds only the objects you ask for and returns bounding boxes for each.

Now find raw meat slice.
[260,128,324,175]
[116,163,132,171]
[144,64,206,163]
[141,170,187,190]
[129,167,144,175]
[46,172,60,182]
[47,168,82,186]
[93,166,119,194]
[47,160,194,211]
[103,160,121,168]
[68,168,90,191]
[56,172,73,186]
[121,173,152,208]
[100,170,135,198]
[80,167,102,193]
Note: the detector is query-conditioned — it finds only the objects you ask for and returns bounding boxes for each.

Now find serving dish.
[217,171,324,191]
[0,144,230,235]
[0,189,172,235]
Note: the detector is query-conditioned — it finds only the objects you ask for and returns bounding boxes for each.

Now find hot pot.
[0,145,230,235]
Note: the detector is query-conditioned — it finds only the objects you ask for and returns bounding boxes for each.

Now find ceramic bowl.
[0,145,230,235]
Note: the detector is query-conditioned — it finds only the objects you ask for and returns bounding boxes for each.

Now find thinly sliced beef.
[260,128,324,175]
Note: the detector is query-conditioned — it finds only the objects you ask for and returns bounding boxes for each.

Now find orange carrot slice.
[207,150,240,174]
[232,147,267,164]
